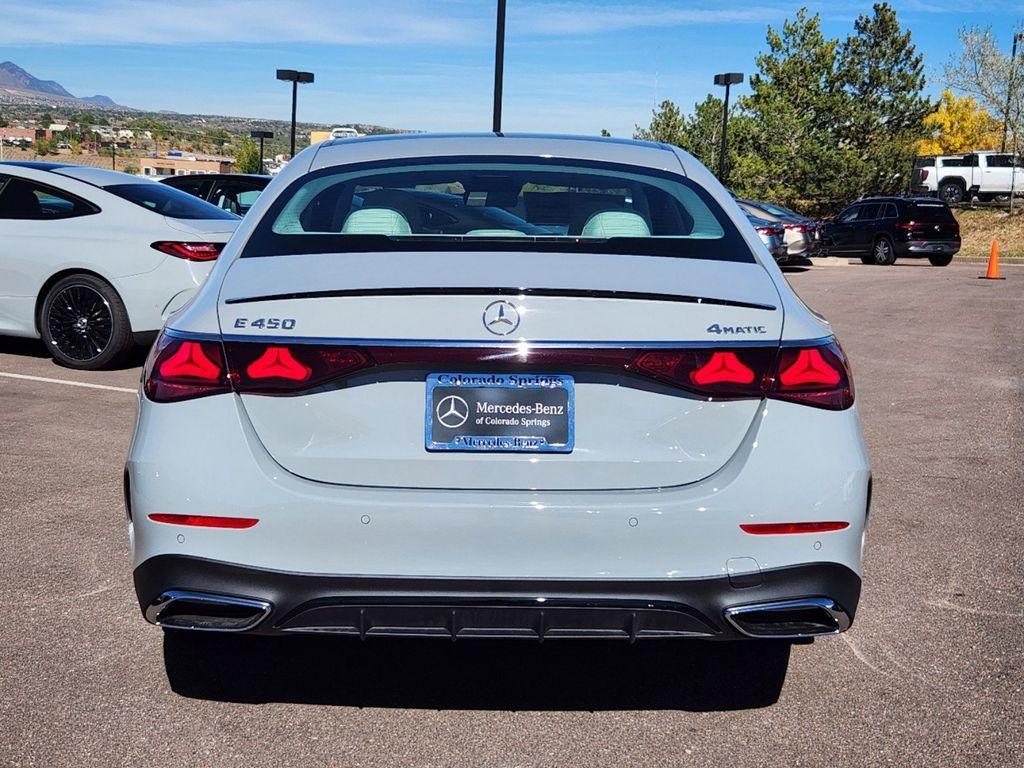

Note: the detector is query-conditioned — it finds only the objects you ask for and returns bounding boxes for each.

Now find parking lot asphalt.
[1,262,1021,767]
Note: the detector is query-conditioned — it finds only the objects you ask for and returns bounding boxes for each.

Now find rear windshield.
[914,158,935,168]
[105,183,238,220]
[242,157,753,262]
[908,202,956,223]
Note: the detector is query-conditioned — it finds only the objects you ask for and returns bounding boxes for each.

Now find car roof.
[0,160,77,171]
[162,173,271,182]
[857,196,946,204]
[0,162,143,188]
[310,132,682,173]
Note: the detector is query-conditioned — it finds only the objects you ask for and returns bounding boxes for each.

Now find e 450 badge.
[706,323,767,335]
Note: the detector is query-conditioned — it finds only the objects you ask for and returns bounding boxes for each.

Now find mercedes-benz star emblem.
[482,300,520,336]
[436,395,469,429]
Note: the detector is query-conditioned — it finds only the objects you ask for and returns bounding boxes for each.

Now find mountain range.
[0,61,126,109]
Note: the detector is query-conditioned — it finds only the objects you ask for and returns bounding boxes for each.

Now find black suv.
[822,196,961,266]
[159,173,270,216]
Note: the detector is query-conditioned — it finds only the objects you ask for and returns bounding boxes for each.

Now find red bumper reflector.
[148,513,258,529]
[740,521,850,535]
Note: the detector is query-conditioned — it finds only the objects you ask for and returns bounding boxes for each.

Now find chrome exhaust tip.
[724,597,850,639]
[145,590,271,632]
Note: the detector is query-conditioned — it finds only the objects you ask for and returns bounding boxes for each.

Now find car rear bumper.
[127,394,871,582]
[900,240,961,257]
[135,554,861,640]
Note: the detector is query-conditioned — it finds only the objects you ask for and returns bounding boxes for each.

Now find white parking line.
[0,371,136,394]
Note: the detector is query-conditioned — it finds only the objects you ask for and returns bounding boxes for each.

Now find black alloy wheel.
[41,274,134,369]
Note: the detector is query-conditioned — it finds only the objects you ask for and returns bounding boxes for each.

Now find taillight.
[770,340,853,410]
[633,348,773,398]
[784,223,808,233]
[151,241,224,261]
[226,343,370,393]
[145,337,853,410]
[143,333,230,402]
[920,169,929,181]
[896,220,916,230]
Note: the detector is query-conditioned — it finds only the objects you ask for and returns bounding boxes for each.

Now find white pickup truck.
[914,151,1022,203]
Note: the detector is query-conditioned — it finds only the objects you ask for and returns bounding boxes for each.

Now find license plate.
[425,373,574,453]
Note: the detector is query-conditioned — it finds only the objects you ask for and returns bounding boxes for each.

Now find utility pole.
[713,73,743,186]
[1002,32,1022,153]
[492,0,507,133]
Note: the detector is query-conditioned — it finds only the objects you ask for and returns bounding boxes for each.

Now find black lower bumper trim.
[134,555,861,640]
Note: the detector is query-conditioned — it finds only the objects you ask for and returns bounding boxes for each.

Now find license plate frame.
[425,372,575,453]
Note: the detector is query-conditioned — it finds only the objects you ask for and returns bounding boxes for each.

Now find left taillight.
[151,241,224,261]
[143,333,231,402]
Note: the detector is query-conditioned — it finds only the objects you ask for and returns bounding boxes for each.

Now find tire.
[40,274,134,369]
[928,253,954,267]
[871,237,897,266]
[938,180,966,205]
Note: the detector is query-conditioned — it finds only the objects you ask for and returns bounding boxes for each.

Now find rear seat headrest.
[342,207,412,236]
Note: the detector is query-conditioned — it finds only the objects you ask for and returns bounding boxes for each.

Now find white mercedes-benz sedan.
[128,134,870,642]
[0,162,239,368]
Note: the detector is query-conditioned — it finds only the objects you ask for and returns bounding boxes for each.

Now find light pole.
[250,130,274,174]
[713,72,743,186]
[276,69,314,158]
[1002,32,1023,153]
[493,0,507,133]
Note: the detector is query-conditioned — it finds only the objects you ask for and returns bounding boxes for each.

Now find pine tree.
[838,2,931,195]
[739,8,847,209]
[633,100,686,146]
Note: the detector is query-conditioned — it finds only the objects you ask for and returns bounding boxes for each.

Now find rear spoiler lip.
[162,327,832,351]
[223,286,776,312]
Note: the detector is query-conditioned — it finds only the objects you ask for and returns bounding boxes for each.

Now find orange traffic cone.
[980,239,1005,280]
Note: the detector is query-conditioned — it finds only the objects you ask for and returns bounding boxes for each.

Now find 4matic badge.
[706,323,768,335]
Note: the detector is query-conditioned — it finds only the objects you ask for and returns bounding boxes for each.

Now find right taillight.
[769,340,854,410]
[151,241,224,261]
[143,332,231,402]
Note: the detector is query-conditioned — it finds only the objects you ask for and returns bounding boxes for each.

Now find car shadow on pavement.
[163,631,792,711]
[0,336,149,370]
[0,336,50,360]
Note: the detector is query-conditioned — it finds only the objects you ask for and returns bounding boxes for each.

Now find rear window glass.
[914,158,935,168]
[908,203,956,223]
[242,157,753,262]
[105,183,238,220]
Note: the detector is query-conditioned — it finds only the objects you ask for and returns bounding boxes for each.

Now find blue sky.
[1,1,1021,135]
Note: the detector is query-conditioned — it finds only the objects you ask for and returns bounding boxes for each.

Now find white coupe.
[0,162,239,368]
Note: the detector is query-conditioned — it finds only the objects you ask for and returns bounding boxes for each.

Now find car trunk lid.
[216,251,783,490]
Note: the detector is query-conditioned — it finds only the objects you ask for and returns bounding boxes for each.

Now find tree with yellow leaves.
[918,89,1002,155]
